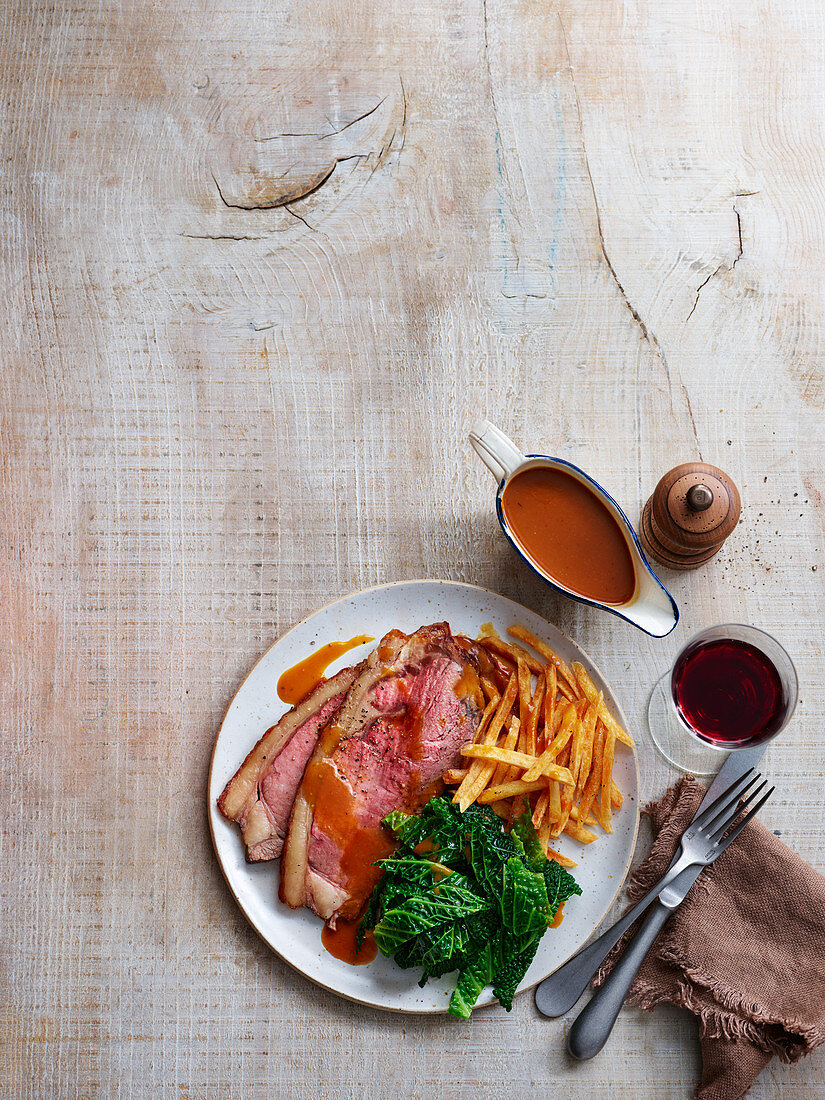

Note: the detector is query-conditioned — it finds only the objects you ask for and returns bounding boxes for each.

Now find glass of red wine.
[647,624,797,774]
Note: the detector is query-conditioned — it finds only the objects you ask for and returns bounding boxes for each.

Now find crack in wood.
[481,0,501,138]
[483,0,557,304]
[731,202,744,269]
[179,232,270,241]
[685,264,724,323]
[255,98,387,143]
[558,14,701,457]
[211,151,371,212]
[398,75,407,152]
[211,166,336,210]
[685,200,747,322]
[283,205,318,232]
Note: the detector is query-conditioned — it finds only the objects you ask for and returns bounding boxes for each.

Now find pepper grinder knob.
[640,462,741,570]
[686,484,714,512]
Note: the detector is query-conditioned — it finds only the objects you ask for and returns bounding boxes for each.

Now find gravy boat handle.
[469,420,525,484]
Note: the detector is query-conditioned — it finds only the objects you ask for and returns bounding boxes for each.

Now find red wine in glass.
[672,637,789,747]
[648,624,796,773]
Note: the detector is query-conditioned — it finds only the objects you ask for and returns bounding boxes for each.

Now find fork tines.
[710,781,775,852]
[688,768,775,853]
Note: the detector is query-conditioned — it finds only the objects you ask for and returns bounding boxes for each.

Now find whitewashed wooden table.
[2,0,823,1096]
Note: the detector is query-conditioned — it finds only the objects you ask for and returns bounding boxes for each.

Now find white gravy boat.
[469,420,678,637]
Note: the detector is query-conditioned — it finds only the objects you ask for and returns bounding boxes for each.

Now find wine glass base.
[647,674,730,777]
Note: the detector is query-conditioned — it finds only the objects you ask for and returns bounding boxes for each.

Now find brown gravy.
[501,467,635,605]
[549,900,566,929]
[300,701,446,922]
[299,725,397,913]
[321,919,378,965]
[276,634,374,705]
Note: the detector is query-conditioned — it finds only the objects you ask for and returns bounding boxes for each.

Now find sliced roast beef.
[218,663,361,861]
[280,623,485,923]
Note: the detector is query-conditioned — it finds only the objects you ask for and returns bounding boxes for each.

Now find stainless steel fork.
[534,768,774,1019]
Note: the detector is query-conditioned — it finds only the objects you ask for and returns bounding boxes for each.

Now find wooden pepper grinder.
[640,462,741,570]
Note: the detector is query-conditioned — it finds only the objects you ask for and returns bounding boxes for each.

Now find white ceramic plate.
[208,580,639,1013]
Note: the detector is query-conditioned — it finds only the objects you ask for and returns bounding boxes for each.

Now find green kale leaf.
[359,796,581,1018]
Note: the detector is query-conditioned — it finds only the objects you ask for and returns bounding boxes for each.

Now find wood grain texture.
[1,0,823,1096]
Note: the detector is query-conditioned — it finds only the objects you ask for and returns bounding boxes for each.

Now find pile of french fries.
[445,624,633,868]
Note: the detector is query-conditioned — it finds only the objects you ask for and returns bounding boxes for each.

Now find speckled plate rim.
[207,579,640,1014]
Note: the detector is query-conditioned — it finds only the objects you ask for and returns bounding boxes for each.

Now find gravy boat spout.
[469,420,678,638]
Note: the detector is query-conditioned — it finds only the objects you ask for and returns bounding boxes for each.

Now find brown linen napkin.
[594,776,825,1100]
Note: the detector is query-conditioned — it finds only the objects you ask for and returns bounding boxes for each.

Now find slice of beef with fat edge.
[218,663,361,862]
[280,622,485,924]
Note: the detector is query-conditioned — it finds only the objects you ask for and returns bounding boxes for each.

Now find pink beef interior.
[219,662,360,864]
[255,692,347,856]
[306,653,479,895]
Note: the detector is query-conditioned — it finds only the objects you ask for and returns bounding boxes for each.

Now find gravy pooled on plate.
[501,467,635,605]
[277,634,374,704]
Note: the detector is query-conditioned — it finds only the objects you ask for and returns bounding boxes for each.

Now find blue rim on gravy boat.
[494,455,679,637]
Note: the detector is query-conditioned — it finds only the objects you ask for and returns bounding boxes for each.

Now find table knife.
[535,745,765,1023]
[563,744,767,1059]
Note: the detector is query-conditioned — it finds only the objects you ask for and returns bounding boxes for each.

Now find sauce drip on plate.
[549,900,566,929]
[277,635,374,704]
[300,691,447,919]
[299,721,398,910]
[321,919,378,965]
[501,467,636,605]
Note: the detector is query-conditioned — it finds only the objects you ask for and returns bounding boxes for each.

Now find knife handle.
[567,902,672,1061]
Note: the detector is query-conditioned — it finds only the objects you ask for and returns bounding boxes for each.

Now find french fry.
[538,814,554,855]
[477,778,549,803]
[452,689,506,809]
[578,717,605,823]
[572,661,634,747]
[575,698,600,800]
[501,662,533,789]
[555,737,571,769]
[543,664,557,745]
[591,795,612,832]
[545,846,577,869]
[547,780,561,820]
[479,634,544,676]
[459,739,576,783]
[490,717,520,788]
[567,712,585,791]
[507,625,579,698]
[507,796,525,828]
[553,777,575,839]
[523,673,545,756]
[517,658,532,725]
[531,778,563,830]
[469,716,519,808]
[548,730,574,838]
[531,785,551,828]
[459,744,574,785]
[568,804,596,825]
[599,722,616,833]
[480,677,500,702]
[551,701,578,757]
[611,779,623,809]
[564,819,597,844]
[456,763,495,812]
[443,768,467,785]
[522,701,576,781]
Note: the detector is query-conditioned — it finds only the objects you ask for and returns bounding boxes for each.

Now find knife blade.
[562,744,768,1059]
[535,744,766,1019]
